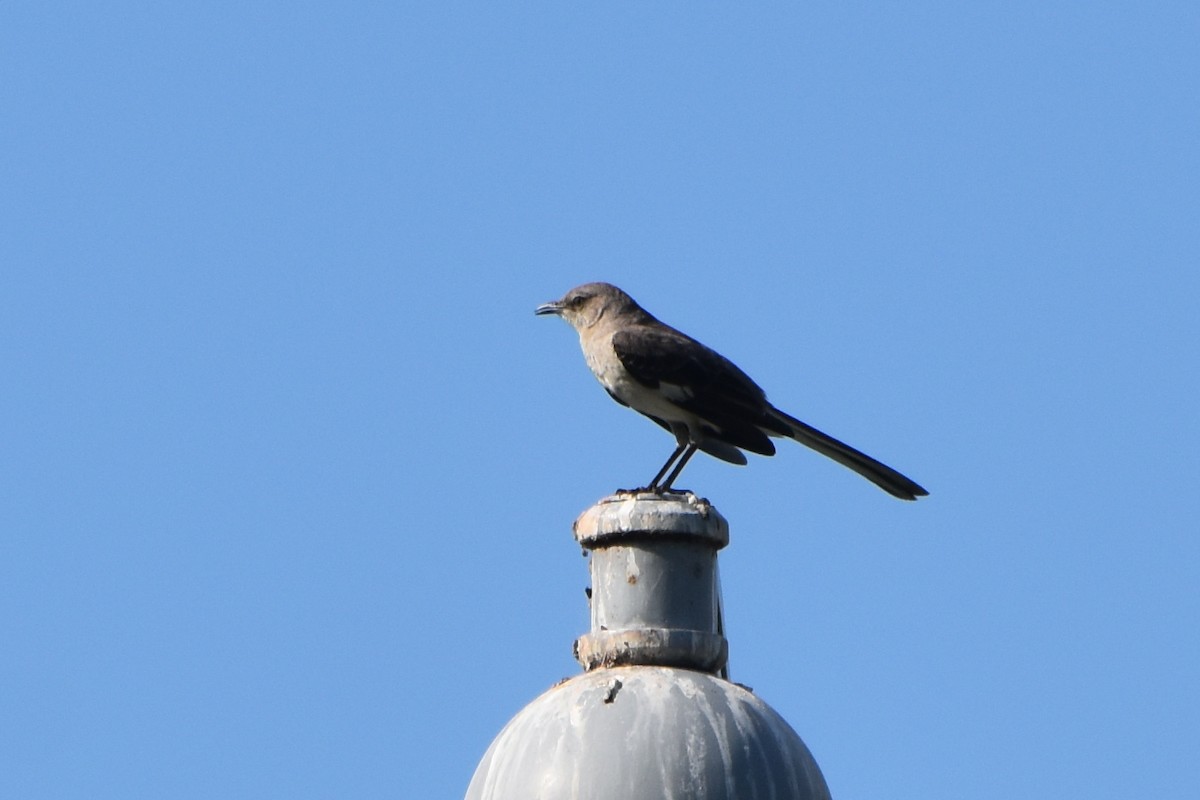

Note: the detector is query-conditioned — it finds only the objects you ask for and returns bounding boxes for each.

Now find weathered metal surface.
[574,627,727,672]
[589,539,718,632]
[464,494,830,799]
[574,493,728,673]
[464,666,831,800]
[573,491,729,548]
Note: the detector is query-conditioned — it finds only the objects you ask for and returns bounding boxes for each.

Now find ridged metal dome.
[466,666,829,800]
[465,493,831,800]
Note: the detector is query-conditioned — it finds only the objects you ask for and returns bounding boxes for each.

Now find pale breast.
[581,330,694,426]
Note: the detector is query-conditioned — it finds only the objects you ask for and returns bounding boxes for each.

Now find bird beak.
[535,301,563,316]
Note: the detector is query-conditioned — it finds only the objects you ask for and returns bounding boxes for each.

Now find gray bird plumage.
[536,282,928,500]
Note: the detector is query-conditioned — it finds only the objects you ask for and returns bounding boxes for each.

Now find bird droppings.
[625,549,642,585]
[689,495,712,517]
[602,678,623,704]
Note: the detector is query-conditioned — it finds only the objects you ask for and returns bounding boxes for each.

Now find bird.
[535,282,928,500]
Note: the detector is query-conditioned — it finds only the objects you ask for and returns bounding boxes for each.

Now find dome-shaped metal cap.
[465,666,830,800]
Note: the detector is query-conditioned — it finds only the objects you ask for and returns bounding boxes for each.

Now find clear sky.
[3,3,1197,798]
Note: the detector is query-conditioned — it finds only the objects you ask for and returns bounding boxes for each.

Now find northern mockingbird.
[536,282,928,500]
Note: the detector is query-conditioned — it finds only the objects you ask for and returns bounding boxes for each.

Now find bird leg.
[644,442,688,491]
[657,444,698,492]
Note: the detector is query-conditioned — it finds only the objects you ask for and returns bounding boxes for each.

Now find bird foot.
[614,486,691,497]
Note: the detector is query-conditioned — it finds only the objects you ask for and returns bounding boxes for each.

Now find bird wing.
[611,326,783,454]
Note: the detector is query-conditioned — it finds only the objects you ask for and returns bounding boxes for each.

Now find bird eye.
[568,295,585,308]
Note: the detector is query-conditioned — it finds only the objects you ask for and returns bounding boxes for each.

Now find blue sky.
[2,3,1197,798]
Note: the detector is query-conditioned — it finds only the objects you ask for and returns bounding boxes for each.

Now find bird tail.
[770,408,928,501]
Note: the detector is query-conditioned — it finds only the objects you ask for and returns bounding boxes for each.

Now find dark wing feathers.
[612,326,778,455]
[612,326,761,403]
[608,321,927,499]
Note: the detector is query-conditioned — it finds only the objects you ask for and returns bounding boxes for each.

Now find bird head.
[535,282,640,331]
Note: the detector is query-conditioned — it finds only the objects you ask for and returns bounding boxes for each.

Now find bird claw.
[614,485,691,497]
